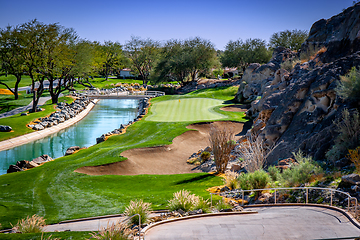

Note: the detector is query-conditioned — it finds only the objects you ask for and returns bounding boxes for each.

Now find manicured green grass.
[0,96,74,141]
[90,77,143,89]
[146,98,226,122]
[0,86,246,230]
[0,92,33,114]
[0,75,32,89]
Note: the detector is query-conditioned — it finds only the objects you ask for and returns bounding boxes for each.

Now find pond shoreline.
[0,99,99,152]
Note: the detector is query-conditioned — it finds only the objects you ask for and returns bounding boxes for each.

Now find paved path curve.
[0,96,51,119]
[144,206,360,240]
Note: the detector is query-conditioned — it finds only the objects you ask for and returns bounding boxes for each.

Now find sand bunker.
[220,104,250,112]
[75,121,245,176]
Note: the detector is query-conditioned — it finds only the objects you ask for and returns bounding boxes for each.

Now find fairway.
[146,98,226,122]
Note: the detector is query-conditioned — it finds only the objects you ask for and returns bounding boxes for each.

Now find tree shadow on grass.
[174,174,216,185]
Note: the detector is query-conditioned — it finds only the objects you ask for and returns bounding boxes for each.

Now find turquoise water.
[0,99,138,175]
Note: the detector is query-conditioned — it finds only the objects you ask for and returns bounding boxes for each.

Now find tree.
[124,36,160,85]
[0,25,26,99]
[152,37,217,85]
[269,29,308,51]
[92,41,124,81]
[19,19,47,112]
[35,23,78,103]
[220,38,271,71]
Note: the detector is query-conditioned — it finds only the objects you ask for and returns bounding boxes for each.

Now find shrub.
[209,125,235,173]
[347,146,360,173]
[282,150,323,187]
[193,196,211,213]
[237,134,279,172]
[335,66,360,102]
[223,171,239,190]
[167,189,199,212]
[89,220,132,240]
[238,170,270,190]
[13,214,46,233]
[200,151,211,161]
[268,165,282,182]
[214,198,232,211]
[124,199,152,225]
[280,58,301,72]
[326,109,360,163]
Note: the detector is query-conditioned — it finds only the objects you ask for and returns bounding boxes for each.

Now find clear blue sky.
[0,0,355,50]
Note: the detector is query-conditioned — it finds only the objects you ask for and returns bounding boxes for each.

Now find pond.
[0,99,138,175]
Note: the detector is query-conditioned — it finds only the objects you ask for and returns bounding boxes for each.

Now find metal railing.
[210,187,358,217]
[78,89,165,98]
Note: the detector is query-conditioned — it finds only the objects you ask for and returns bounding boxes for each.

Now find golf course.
[0,86,247,237]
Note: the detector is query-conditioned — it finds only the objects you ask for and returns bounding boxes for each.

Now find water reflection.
[0,99,138,175]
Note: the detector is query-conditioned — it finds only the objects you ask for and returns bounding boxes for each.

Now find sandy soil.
[75,121,245,176]
[220,104,250,112]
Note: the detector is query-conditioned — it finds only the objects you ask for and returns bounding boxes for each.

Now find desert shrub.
[13,214,46,233]
[300,46,327,63]
[335,66,360,102]
[326,109,360,163]
[347,146,360,173]
[89,220,132,240]
[268,165,282,182]
[167,189,199,212]
[200,151,211,161]
[237,134,279,172]
[124,199,152,225]
[280,58,301,72]
[193,197,211,213]
[238,170,270,190]
[209,125,235,173]
[214,198,232,211]
[282,150,323,187]
[223,171,239,190]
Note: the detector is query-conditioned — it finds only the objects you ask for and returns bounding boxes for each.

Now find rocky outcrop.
[176,79,241,95]
[234,47,296,103]
[301,3,360,62]
[236,3,360,165]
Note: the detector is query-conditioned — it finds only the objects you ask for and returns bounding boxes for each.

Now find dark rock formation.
[236,3,360,165]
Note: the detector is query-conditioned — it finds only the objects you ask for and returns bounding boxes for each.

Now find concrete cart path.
[144,206,360,240]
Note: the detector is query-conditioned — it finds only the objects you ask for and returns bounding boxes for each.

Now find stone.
[32,124,44,131]
[21,113,28,116]
[96,135,106,144]
[32,154,53,165]
[220,186,230,192]
[0,125,12,132]
[16,160,29,169]
[177,209,186,216]
[7,165,22,173]
[188,209,203,215]
[26,161,39,169]
[341,174,360,185]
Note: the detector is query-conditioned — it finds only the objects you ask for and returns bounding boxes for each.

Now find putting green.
[146,98,226,122]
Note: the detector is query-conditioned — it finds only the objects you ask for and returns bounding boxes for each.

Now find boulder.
[32,124,44,131]
[341,174,360,185]
[0,125,12,132]
[21,113,28,116]
[7,165,22,173]
[16,160,29,169]
[25,161,39,169]
[96,135,106,144]
[32,154,53,165]
[65,146,80,156]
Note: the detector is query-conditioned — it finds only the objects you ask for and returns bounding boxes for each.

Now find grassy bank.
[0,96,74,141]
[0,86,246,230]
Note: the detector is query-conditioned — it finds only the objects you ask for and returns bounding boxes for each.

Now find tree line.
[0,19,308,110]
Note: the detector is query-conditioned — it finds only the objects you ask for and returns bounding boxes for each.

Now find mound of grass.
[0,75,33,89]
[0,92,33,114]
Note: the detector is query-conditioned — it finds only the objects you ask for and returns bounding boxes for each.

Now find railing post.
[210,193,213,208]
[306,188,308,204]
[330,189,333,206]
[274,189,277,204]
[241,190,244,206]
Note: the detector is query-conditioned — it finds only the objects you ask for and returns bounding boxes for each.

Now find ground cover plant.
[0,96,74,141]
[0,86,246,229]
